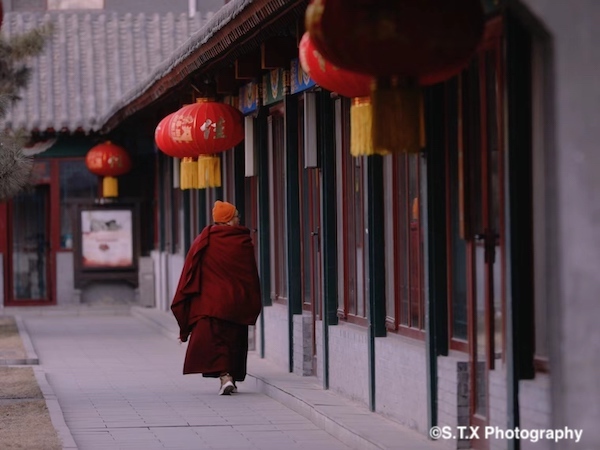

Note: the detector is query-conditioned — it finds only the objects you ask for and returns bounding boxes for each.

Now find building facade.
[1,1,598,449]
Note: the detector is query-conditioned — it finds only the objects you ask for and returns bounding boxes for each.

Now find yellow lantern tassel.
[350,97,388,157]
[211,156,221,187]
[198,154,222,188]
[371,77,421,154]
[180,157,199,190]
[103,176,118,197]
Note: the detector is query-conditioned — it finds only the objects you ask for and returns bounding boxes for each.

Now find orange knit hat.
[212,200,236,223]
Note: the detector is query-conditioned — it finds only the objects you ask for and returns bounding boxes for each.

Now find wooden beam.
[261,36,298,69]
[216,68,237,95]
[235,50,262,80]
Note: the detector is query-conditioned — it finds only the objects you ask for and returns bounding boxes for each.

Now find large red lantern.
[155,113,186,158]
[299,32,371,99]
[158,99,244,189]
[86,142,132,197]
[155,111,202,190]
[305,0,484,153]
[299,32,383,157]
[168,99,244,154]
[306,0,483,79]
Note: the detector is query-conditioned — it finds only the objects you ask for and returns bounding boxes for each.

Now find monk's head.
[212,200,239,225]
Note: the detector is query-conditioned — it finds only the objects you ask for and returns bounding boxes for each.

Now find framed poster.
[73,203,140,288]
[80,209,133,269]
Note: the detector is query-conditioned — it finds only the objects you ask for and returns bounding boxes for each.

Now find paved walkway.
[12,306,442,450]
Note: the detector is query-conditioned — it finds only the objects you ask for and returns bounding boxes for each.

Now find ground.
[0,316,62,449]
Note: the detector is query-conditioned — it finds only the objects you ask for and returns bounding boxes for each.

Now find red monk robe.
[171,224,262,381]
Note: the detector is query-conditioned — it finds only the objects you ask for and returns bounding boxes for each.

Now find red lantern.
[305,0,484,153]
[306,0,483,79]
[155,113,186,158]
[155,111,201,190]
[299,32,371,98]
[300,32,384,157]
[86,142,132,197]
[168,99,244,155]
[161,100,244,189]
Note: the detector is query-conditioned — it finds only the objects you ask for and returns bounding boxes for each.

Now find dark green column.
[285,94,302,373]
[319,89,338,389]
[366,154,386,412]
[423,84,448,434]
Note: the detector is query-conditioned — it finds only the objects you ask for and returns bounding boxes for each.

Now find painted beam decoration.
[290,58,316,94]
[262,68,287,106]
[239,81,259,115]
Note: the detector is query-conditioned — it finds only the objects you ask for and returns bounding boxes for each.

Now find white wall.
[55,252,75,305]
[327,322,369,405]
[258,302,289,370]
[517,2,600,448]
[520,375,552,450]
[376,334,428,433]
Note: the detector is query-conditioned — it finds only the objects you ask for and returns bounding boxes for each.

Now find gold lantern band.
[102,176,118,197]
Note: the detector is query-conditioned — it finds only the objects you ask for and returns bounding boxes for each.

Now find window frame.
[335,97,367,326]
[384,152,426,340]
[267,105,288,304]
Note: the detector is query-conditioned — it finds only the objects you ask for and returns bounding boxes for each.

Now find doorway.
[299,93,323,375]
[7,184,53,304]
[465,17,505,449]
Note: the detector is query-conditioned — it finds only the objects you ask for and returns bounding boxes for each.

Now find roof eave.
[100,0,306,133]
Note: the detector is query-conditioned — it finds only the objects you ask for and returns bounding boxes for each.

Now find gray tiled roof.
[0,11,207,133]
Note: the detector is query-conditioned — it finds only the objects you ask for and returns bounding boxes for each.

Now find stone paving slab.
[22,314,353,450]
[9,306,449,450]
[133,307,444,450]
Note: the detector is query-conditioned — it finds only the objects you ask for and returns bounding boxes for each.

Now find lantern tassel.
[180,157,199,190]
[350,97,389,157]
[103,176,118,197]
[371,77,422,154]
[198,154,221,188]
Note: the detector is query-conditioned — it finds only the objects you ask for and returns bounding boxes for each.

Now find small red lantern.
[305,0,484,153]
[86,142,132,197]
[163,99,244,189]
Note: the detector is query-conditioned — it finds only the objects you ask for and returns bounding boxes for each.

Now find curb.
[33,367,78,450]
[246,370,383,450]
[10,315,78,450]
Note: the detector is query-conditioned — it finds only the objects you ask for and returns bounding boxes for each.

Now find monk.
[171,200,262,395]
